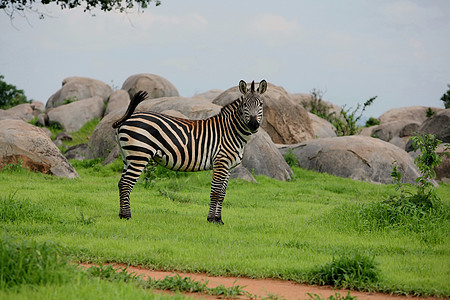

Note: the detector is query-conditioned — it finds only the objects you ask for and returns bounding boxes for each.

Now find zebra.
[112,79,267,224]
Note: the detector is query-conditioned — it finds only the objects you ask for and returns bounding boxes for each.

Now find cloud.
[247,14,303,47]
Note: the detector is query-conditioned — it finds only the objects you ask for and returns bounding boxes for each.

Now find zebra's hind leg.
[118,162,147,219]
[207,166,230,225]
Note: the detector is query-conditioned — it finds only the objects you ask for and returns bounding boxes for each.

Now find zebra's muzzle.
[248,116,260,133]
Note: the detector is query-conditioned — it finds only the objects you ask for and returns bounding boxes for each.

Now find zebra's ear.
[239,80,247,94]
[258,80,267,94]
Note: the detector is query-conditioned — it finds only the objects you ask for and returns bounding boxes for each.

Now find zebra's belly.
[153,151,213,172]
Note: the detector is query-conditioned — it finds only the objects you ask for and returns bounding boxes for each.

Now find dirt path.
[79,263,439,300]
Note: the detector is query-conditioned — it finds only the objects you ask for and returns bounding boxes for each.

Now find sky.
[1,0,449,119]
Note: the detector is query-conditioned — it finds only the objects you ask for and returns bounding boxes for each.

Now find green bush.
[0,75,30,109]
[284,149,298,167]
[331,97,377,136]
[0,236,73,289]
[306,252,379,289]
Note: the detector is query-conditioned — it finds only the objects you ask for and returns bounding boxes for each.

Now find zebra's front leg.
[207,166,230,225]
[118,162,147,219]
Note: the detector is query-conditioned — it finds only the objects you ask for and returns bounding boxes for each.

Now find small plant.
[142,161,188,188]
[86,265,143,283]
[364,117,380,127]
[76,211,98,225]
[307,291,358,300]
[0,236,73,289]
[284,149,298,168]
[331,96,377,136]
[426,107,435,118]
[147,274,248,297]
[302,89,335,120]
[440,84,450,109]
[306,252,379,289]
[0,159,28,173]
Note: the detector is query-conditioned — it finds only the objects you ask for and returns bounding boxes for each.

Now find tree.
[1,0,161,19]
[440,84,450,109]
[0,75,30,109]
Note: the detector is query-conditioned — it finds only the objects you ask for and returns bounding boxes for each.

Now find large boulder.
[47,96,105,132]
[104,90,130,117]
[278,136,420,184]
[136,96,221,120]
[121,73,179,100]
[46,77,113,109]
[213,82,315,144]
[308,112,337,138]
[414,109,450,143]
[195,89,224,102]
[378,106,442,124]
[0,120,78,178]
[359,120,421,150]
[239,129,293,181]
[0,101,45,122]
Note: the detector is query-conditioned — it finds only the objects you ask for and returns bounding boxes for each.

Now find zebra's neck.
[215,97,252,137]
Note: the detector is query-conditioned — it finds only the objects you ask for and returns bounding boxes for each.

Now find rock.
[46,76,113,109]
[87,109,123,160]
[105,90,130,116]
[415,109,450,143]
[47,96,105,132]
[405,109,450,152]
[213,82,315,144]
[308,113,337,138]
[65,143,89,161]
[435,144,450,182]
[121,73,179,100]
[195,89,224,102]
[0,101,45,122]
[0,109,22,121]
[240,129,293,181]
[36,113,49,127]
[230,165,257,183]
[278,136,420,184]
[0,120,78,178]
[378,106,443,124]
[290,93,342,117]
[136,96,221,120]
[367,121,421,142]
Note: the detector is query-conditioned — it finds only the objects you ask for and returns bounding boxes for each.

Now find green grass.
[0,161,449,297]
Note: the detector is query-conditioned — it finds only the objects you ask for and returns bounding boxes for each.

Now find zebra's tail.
[112,91,149,129]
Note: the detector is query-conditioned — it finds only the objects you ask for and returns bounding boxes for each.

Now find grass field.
[0,156,449,298]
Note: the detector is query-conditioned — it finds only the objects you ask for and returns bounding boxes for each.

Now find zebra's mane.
[218,96,242,116]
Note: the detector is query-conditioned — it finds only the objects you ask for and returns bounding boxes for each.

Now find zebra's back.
[117,111,219,172]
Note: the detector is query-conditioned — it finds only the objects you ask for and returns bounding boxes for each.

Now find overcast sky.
[1,0,449,118]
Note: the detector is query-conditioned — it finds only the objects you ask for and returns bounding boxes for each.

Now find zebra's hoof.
[119,214,131,220]
[207,217,224,225]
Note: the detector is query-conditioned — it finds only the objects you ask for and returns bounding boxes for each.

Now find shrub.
[284,149,298,167]
[306,252,379,289]
[0,75,31,109]
[364,117,380,127]
[440,84,450,109]
[331,97,377,136]
[0,236,73,289]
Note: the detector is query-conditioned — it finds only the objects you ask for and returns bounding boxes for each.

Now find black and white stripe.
[113,80,267,224]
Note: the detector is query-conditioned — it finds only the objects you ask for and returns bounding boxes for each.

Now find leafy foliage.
[0,236,73,289]
[364,117,380,127]
[307,291,358,300]
[302,88,335,120]
[440,84,450,109]
[0,75,30,109]
[331,96,377,136]
[1,0,161,19]
[283,149,298,167]
[306,252,379,289]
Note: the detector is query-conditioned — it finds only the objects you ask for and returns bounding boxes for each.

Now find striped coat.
[113,80,267,224]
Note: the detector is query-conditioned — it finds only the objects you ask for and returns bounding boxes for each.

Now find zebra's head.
[239,80,268,133]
